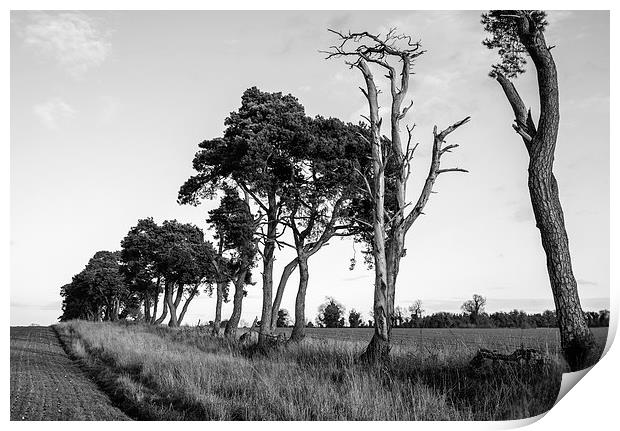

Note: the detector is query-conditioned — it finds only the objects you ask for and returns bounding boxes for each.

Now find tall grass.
[55,321,564,420]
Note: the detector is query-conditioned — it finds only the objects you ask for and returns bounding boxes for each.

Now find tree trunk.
[290,256,309,342]
[154,295,167,324]
[177,286,198,326]
[151,290,159,324]
[150,277,161,324]
[165,282,178,327]
[270,258,298,331]
[494,14,597,370]
[108,298,118,321]
[143,294,151,323]
[528,162,595,369]
[225,270,247,338]
[358,60,391,363]
[327,35,466,364]
[258,192,277,345]
[173,284,184,309]
[212,281,226,336]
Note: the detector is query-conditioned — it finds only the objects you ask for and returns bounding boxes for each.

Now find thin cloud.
[20,12,111,77]
[11,300,60,311]
[342,274,371,282]
[33,98,76,130]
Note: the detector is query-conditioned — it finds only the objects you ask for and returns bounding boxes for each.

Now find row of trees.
[61,10,599,371]
[297,296,609,329]
[61,197,259,337]
[60,219,216,327]
[177,87,373,344]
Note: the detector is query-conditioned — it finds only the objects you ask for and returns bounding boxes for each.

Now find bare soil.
[10,326,130,421]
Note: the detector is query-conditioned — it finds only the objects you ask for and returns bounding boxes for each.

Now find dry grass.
[55,321,566,421]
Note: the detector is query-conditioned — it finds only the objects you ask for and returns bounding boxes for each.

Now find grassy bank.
[55,321,565,420]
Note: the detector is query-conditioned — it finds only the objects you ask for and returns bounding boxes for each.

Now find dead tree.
[482,10,596,370]
[324,29,470,361]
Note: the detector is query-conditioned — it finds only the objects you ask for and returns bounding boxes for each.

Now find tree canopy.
[60,250,134,322]
[317,297,346,328]
[481,10,548,77]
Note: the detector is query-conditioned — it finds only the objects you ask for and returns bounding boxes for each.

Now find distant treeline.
[385,309,610,329]
[295,297,611,330]
[255,297,612,330]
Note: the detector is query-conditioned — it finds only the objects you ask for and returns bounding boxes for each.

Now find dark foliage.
[276,309,290,327]
[348,309,362,328]
[481,10,548,77]
[60,251,136,322]
[390,309,609,329]
[317,297,346,328]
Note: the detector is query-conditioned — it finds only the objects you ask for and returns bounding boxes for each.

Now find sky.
[10,10,609,326]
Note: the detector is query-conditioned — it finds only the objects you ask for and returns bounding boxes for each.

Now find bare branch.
[512,122,533,143]
[255,231,296,250]
[237,181,268,213]
[359,86,369,100]
[352,217,373,229]
[495,72,537,149]
[353,166,373,199]
[440,144,459,155]
[437,168,469,174]
[399,100,414,120]
[402,116,471,233]
[436,116,471,141]
[323,28,424,72]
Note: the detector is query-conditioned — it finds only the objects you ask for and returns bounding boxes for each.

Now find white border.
[3,1,616,430]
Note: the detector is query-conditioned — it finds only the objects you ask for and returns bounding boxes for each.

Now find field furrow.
[10,326,130,421]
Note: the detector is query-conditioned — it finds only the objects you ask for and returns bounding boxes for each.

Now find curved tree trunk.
[177,285,199,326]
[528,163,595,369]
[173,284,184,309]
[166,283,179,327]
[151,291,159,324]
[493,14,596,370]
[290,256,309,342]
[150,277,161,324]
[212,281,226,336]
[225,270,247,338]
[154,281,169,324]
[154,296,167,324]
[258,192,277,345]
[270,258,298,331]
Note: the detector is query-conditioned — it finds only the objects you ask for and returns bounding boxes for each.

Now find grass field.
[275,327,610,355]
[52,320,590,421]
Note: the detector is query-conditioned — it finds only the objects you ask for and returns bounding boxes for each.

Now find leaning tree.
[325,29,470,361]
[482,10,596,370]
